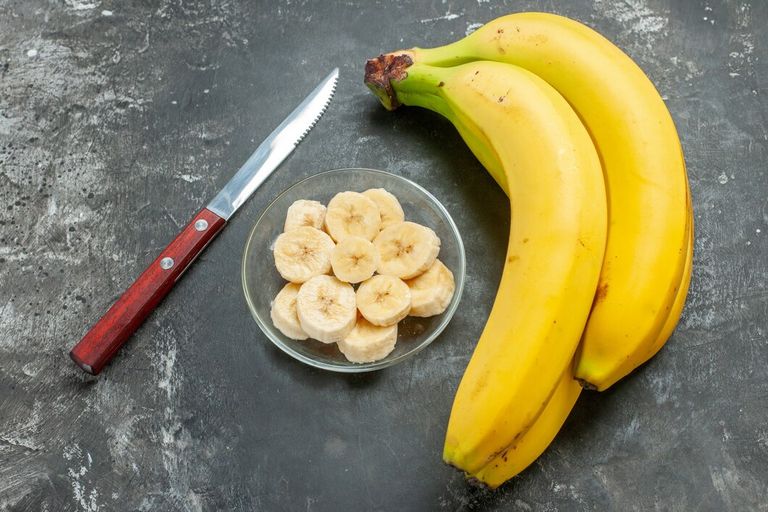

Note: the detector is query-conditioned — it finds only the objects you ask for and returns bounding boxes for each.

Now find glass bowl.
[242,168,465,372]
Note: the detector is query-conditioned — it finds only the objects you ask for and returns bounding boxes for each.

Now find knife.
[70,68,339,375]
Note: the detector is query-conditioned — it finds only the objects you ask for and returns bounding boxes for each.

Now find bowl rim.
[241,167,466,372]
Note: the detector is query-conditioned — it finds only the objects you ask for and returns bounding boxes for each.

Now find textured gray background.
[1,0,767,510]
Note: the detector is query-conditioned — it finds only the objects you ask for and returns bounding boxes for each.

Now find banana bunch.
[364,12,692,487]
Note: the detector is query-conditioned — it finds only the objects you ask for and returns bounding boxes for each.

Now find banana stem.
[365,57,509,192]
[364,53,414,110]
[364,53,454,108]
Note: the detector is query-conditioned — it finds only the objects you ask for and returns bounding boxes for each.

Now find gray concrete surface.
[1,0,766,510]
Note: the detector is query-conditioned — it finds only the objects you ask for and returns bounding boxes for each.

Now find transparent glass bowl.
[242,168,466,372]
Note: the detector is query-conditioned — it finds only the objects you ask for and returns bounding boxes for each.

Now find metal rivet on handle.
[160,257,174,270]
[194,219,209,231]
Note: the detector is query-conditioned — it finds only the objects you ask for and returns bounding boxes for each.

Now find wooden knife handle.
[69,208,226,375]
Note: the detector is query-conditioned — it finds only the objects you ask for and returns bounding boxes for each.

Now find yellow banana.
[473,367,581,488]
[476,206,693,488]
[365,59,607,474]
[385,12,690,390]
[450,110,507,192]
[646,201,694,360]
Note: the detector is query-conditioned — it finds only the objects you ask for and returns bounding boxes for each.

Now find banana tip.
[575,377,599,391]
[465,475,492,490]
[444,457,497,490]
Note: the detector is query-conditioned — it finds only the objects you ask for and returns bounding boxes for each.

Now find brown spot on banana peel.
[485,429,524,463]
[594,282,609,302]
[528,34,549,46]
[363,52,414,110]
[577,378,598,391]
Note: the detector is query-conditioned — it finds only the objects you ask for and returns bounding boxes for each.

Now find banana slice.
[356,275,411,326]
[270,283,308,340]
[324,191,381,242]
[284,199,327,232]
[405,259,455,317]
[330,236,380,284]
[273,226,335,283]
[338,317,398,363]
[373,221,441,279]
[296,275,357,343]
[362,188,405,230]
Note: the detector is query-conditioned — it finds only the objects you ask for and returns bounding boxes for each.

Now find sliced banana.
[362,188,405,230]
[405,259,455,317]
[270,283,308,340]
[373,221,441,279]
[356,275,411,326]
[284,199,327,232]
[296,275,357,343]
[338,317,398,363]
[324,191,381,242]
[273,226,335,283]
[330,236,380,284]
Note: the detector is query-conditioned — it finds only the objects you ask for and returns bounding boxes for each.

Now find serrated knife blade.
[208,67,339,219]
